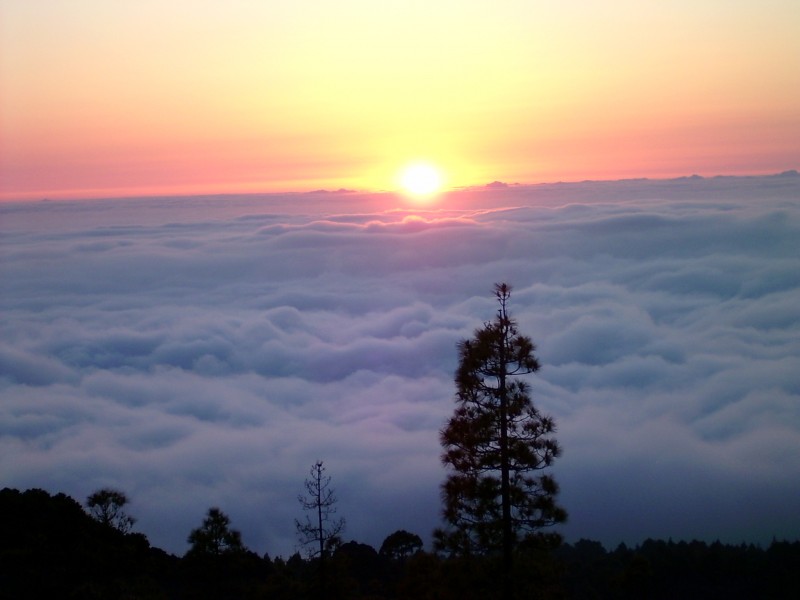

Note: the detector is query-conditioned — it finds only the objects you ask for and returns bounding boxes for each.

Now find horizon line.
[1,168,797,204]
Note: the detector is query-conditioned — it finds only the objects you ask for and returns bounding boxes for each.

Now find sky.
[2,0,800,200]
[2,174,799,557]
[0,0,799,558]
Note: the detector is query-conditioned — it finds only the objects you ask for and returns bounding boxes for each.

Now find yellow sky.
[1,0,798,200]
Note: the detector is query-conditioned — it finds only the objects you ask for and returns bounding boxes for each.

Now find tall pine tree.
[436,284,567,599]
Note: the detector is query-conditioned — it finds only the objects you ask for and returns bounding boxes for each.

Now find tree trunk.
[499,297,513,600]
[317,472,326,595]
[500,391,513,600]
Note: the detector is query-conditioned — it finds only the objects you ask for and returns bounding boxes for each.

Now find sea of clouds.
[1,174,799,556]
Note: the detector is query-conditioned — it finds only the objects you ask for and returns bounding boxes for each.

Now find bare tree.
[295,461,345,592]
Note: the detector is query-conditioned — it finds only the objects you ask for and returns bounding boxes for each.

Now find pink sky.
[2,0,798,200]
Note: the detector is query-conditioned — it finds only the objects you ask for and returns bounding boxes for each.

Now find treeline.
[556,538,799,599]
[2,488,798,599]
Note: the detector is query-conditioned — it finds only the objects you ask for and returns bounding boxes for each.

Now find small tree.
[436,283,567,600]
[187,507,244,556]
[86,488,135,533]
[380,530,423,563]
[295,461,345,592]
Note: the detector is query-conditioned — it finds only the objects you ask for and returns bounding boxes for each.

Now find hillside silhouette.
[2,487,798,599]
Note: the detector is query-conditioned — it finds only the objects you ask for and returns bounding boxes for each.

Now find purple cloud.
[1,175,799,556]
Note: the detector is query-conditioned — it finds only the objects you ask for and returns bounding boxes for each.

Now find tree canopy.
[380,529,423,562]
[436,283,567,598]
[187,507,244,557]
[86,487,136,533]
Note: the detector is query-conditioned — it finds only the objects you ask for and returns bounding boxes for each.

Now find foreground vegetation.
[2,487,798,599]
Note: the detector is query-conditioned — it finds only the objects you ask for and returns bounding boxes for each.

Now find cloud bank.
[2,175,799,556]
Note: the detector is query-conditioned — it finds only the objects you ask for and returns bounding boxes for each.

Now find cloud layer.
[2,175,799,555]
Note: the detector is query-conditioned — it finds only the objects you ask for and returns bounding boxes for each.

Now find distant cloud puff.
[1,175,799,556]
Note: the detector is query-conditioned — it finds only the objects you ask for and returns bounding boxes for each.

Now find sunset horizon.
[2,0,799,582]
[3,1,799,202]
[2,167,798,204]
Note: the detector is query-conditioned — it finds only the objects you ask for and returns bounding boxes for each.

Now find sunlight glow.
[399,163,443,198]
[1,2,798,200]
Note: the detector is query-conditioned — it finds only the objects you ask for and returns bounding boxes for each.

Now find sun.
[399,163,443,198]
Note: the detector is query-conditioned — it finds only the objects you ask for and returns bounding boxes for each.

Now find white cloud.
[1,175,799,555]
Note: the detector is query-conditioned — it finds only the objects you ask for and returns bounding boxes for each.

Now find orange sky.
[1,0,798,200]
